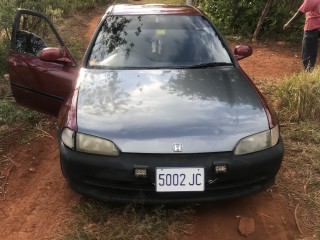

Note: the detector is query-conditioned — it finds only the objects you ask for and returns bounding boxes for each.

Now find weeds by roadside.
[278,121,320,238]
[253,77,320,238]
[0,74,41,131]
[57,199,196,240]
[277,68,320,122]
[0,100,39,125]
[271,69,320,239]
[244,70,320,239]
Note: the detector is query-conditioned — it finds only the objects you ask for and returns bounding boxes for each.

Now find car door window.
[13,12,62,56]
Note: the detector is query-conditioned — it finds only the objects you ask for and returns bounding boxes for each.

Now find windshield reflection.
[161,69,261,109]
[78,71,130,115]
[78,68,263,118]
[87,15,231,68]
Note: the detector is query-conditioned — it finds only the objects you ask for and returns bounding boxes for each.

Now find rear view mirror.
[234,45,253,61]
[39,47,72,65]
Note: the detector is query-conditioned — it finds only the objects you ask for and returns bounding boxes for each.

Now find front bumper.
[59,138,284,204]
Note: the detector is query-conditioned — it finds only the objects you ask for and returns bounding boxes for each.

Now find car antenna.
[107,0,118,16]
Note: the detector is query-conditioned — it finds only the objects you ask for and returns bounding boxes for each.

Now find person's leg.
[302,29,319,71]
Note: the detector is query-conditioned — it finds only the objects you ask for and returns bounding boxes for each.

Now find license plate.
[156,168,205,192]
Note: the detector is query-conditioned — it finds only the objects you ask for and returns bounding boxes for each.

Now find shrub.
[198,0,303,38]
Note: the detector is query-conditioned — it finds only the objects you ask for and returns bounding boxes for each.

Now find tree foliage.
[0,0,16,40]
[198,0,304,38]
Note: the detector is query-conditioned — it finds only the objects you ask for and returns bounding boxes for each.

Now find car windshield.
[87,15,232,69]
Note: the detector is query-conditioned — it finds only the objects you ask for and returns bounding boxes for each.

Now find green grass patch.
[0,99,43,146]
[0,100,40,126]
[276,68,320,122]
[286,121,320,144]
[58,199,196,240]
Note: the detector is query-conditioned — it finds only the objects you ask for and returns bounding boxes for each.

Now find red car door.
[8,9,79,117]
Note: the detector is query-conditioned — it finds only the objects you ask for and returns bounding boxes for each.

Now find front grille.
[84,175,269,193]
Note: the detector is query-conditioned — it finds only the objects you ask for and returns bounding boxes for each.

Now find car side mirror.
[234,45,253,61]
[39,47,73,65]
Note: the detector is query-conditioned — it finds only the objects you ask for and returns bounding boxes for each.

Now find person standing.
[284,0,320,71]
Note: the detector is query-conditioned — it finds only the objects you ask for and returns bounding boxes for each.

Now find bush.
[277,68,320,122]
[198,0,264,36]
[198,0,303,38]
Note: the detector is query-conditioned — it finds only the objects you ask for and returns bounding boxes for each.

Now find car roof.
[106,4,204,16]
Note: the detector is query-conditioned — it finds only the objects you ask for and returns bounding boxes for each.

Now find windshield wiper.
[188,62,233,69]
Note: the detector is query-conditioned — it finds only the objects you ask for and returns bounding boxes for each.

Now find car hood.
[76,67,269,153]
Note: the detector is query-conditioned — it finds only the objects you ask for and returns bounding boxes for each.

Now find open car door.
[8,9,79,117]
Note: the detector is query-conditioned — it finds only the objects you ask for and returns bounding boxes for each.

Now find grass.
[256,69,320,238]
[278,120,320,238]
[0,75,39,127]
[0,97,45,150]
[276,68,320,122]
[0,99,40,126]
[275,69,320,238]
[57,199,196,240]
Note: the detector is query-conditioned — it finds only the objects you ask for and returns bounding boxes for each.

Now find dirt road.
[0,4,305,240]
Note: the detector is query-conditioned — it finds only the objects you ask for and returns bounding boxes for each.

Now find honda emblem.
[173,143,183,152]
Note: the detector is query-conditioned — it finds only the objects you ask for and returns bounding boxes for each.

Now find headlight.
[61,128,119,156]
[234,125,279,155]
[76,133,119,156]
[61,128,75,149]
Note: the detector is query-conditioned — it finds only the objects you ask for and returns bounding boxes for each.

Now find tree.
[0,0,16,40]
[252,0,274,42]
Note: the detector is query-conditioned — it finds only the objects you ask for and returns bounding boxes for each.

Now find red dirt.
[239,41,301,81]
[0,4,306,240]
